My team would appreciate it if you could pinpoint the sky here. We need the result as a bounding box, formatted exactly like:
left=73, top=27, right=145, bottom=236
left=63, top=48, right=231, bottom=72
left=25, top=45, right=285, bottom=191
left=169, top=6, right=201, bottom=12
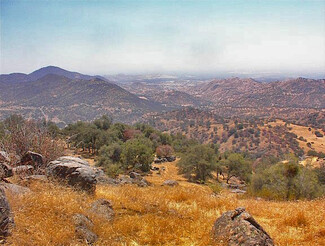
left=1, top=0, right=325, bottom=76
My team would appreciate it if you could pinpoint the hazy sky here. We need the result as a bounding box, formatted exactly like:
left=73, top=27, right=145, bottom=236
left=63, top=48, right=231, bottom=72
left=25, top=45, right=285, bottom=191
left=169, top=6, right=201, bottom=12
left=1, top=0, right=325, bottom=76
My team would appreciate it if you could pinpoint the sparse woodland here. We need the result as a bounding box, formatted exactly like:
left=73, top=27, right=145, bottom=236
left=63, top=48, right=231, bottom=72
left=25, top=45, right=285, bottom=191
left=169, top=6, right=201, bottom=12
left=0, top=114, right=324, bottom=245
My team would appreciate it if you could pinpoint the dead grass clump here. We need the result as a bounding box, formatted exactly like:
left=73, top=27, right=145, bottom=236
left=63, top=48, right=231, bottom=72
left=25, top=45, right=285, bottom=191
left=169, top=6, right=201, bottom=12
left=282, top=210, right=310, bottom=228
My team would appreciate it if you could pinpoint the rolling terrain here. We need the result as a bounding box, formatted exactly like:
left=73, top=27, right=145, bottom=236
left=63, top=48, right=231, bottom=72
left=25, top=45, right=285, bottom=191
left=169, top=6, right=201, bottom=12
left=188, top=77, right=325, bottom=109
left=0, top=70, right=164, bottom=125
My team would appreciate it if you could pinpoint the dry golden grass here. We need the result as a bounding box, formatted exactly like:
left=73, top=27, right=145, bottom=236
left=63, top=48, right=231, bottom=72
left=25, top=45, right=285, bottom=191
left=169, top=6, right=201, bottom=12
left=6, top=160, right=325, bottom=245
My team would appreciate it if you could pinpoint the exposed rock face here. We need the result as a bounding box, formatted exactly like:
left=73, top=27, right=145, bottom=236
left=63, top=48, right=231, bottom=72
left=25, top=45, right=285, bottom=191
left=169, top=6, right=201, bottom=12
left=46, top=156, right=97, bottom=194
left=162, top=180, right=179, bottom=187
left=0, top=188, right=14, bottom=239
left=89, top=199, right=115, bottom=221
left=20, top=151, right=44, bottom=169
left=72, top=214, right=97, bottom=245
left=212, top=207, right=274, bottom=246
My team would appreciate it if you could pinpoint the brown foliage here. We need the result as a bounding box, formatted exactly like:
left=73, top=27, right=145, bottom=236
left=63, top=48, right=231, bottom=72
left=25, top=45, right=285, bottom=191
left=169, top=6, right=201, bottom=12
left=156, top=145, right=174, bottom=158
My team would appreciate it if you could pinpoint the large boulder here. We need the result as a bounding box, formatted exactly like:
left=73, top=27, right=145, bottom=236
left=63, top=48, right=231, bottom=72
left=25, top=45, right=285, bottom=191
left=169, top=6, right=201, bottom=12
left=46, top=156, right=97, bottom=194
left=212, top=207, right=274, bottom=246
left=0, top=188, right=14, bottom=240
left=89, top=199, right=115, bottom=221
left=20, top=151, right=44, bottom=169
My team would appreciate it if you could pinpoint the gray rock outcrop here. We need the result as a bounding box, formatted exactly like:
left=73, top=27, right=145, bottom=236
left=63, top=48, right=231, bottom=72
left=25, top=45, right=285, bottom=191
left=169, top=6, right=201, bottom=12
left=212, top=207, right=274, bottom=246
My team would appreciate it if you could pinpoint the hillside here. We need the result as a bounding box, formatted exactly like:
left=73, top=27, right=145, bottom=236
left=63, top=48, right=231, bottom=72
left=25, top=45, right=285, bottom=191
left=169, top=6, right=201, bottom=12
left=145, top=108, right=324, bottom=158
left=189, top=77, right=325, bottom=109
left=0, top=74, right=164, bottom=125
left=6, top=159, right=325, bottom=246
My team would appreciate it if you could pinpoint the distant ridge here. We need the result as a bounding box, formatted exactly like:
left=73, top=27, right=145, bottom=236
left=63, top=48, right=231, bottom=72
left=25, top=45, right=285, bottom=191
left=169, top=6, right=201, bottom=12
left=0, top=65, right=107, bottom=84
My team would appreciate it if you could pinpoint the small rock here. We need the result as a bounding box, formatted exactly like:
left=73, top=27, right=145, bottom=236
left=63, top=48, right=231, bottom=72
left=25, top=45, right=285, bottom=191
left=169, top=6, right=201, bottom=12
left=0, top=151, right=10, bottom=163
left=20, top=151, right=44, bottom=169
left=129, top=172, right=141, bottom=179
left=162, top=180, right=179, bottom=187
left=89, top=199, right=114, bottom=221
left=0, top=163, right=13, bottom=179
left=230, top=189, right=246, bottom=194
left=212, top=207, right=274, bottom=246
left=0, top=183, right=30, bottom=195
left=75, top=225, right=98, bottom=245
left=12, top=165, right=34, bottom=175
left=166, top=156, right=176, bottom=162
left=19, top=175, right=48, bottom=186
left=72, top=213, right=94, bottom=229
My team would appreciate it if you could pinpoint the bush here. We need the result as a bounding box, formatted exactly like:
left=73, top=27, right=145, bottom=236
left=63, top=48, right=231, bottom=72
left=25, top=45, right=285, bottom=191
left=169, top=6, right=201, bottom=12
left=249, top=161, right=324, bottom=200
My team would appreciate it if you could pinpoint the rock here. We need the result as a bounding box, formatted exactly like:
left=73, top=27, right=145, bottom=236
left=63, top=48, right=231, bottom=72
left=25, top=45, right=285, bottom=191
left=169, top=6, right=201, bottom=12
left=75, top=225, right=98, bottom=245
left=230, top=189, right=246, bottom=194
left=0, top=152, right=10, bottom=163
left=72, top=213, right=97, bottom=244
left=0, top=183, right=31, bottom=195
left=19, top=175, right=48, bottom=186
left=162, top=180, right=179, bottom=187
left=119, top=175, right=149, bottom=187
left=212, top=207, right=274, bottom=246
left=0, top=188, right=14, bottom=239
left=12, top=165, right=34, bottom=175
left=46, top=156, right=97, bottom=194
left=151, top=166, right=159, bottom=171
left=0, top=163, right=13, bottom=179
left=129, top=172, right=141, bottom=179
left=89, top=199, right=114, bottom=221
left=20, top=151, right=44, bottom=169
left=72, top=213, right=94, bottom=229
left=166, top=156, right=176, bottom=162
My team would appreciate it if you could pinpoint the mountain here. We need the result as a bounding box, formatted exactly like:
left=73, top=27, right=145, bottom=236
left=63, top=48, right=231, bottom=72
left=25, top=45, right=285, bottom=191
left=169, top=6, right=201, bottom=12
left=190, top=77, right=325, bottom=109
left=0, top=73, right=164, bottom=125
left=0, top=66, right=106, bottom=85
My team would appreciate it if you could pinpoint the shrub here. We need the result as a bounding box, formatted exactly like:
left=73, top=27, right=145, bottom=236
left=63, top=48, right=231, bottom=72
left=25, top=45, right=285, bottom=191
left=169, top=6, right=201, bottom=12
left=315, top=131, right=324, bottom=137
left=249, top=161, right=324, bottom=200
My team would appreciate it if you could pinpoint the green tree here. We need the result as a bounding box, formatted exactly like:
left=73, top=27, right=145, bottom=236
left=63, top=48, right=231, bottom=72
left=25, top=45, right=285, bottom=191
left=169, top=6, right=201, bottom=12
left=220, top=153, right=252, bottom=183
left=177, top=144, right=217, bottom=183
left=120, top=138, right=154, bottom=172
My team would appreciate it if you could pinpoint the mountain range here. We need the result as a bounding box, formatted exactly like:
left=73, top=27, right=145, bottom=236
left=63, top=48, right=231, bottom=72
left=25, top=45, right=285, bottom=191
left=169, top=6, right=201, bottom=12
left=0, top=66, right=324, bottom=126
left=188, top=77, right=325, bottom=109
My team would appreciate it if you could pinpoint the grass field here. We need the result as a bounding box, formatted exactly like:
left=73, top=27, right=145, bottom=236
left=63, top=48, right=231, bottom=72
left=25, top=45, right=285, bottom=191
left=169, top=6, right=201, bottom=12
left=6, top=160, right=325, bottom=246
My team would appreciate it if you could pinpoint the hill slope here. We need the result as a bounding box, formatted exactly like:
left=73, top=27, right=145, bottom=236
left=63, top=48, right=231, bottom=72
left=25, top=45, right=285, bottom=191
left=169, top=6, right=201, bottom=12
left=0, top=74, right=164, bottom=124
left=190, top=77, right=325, bottom=108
